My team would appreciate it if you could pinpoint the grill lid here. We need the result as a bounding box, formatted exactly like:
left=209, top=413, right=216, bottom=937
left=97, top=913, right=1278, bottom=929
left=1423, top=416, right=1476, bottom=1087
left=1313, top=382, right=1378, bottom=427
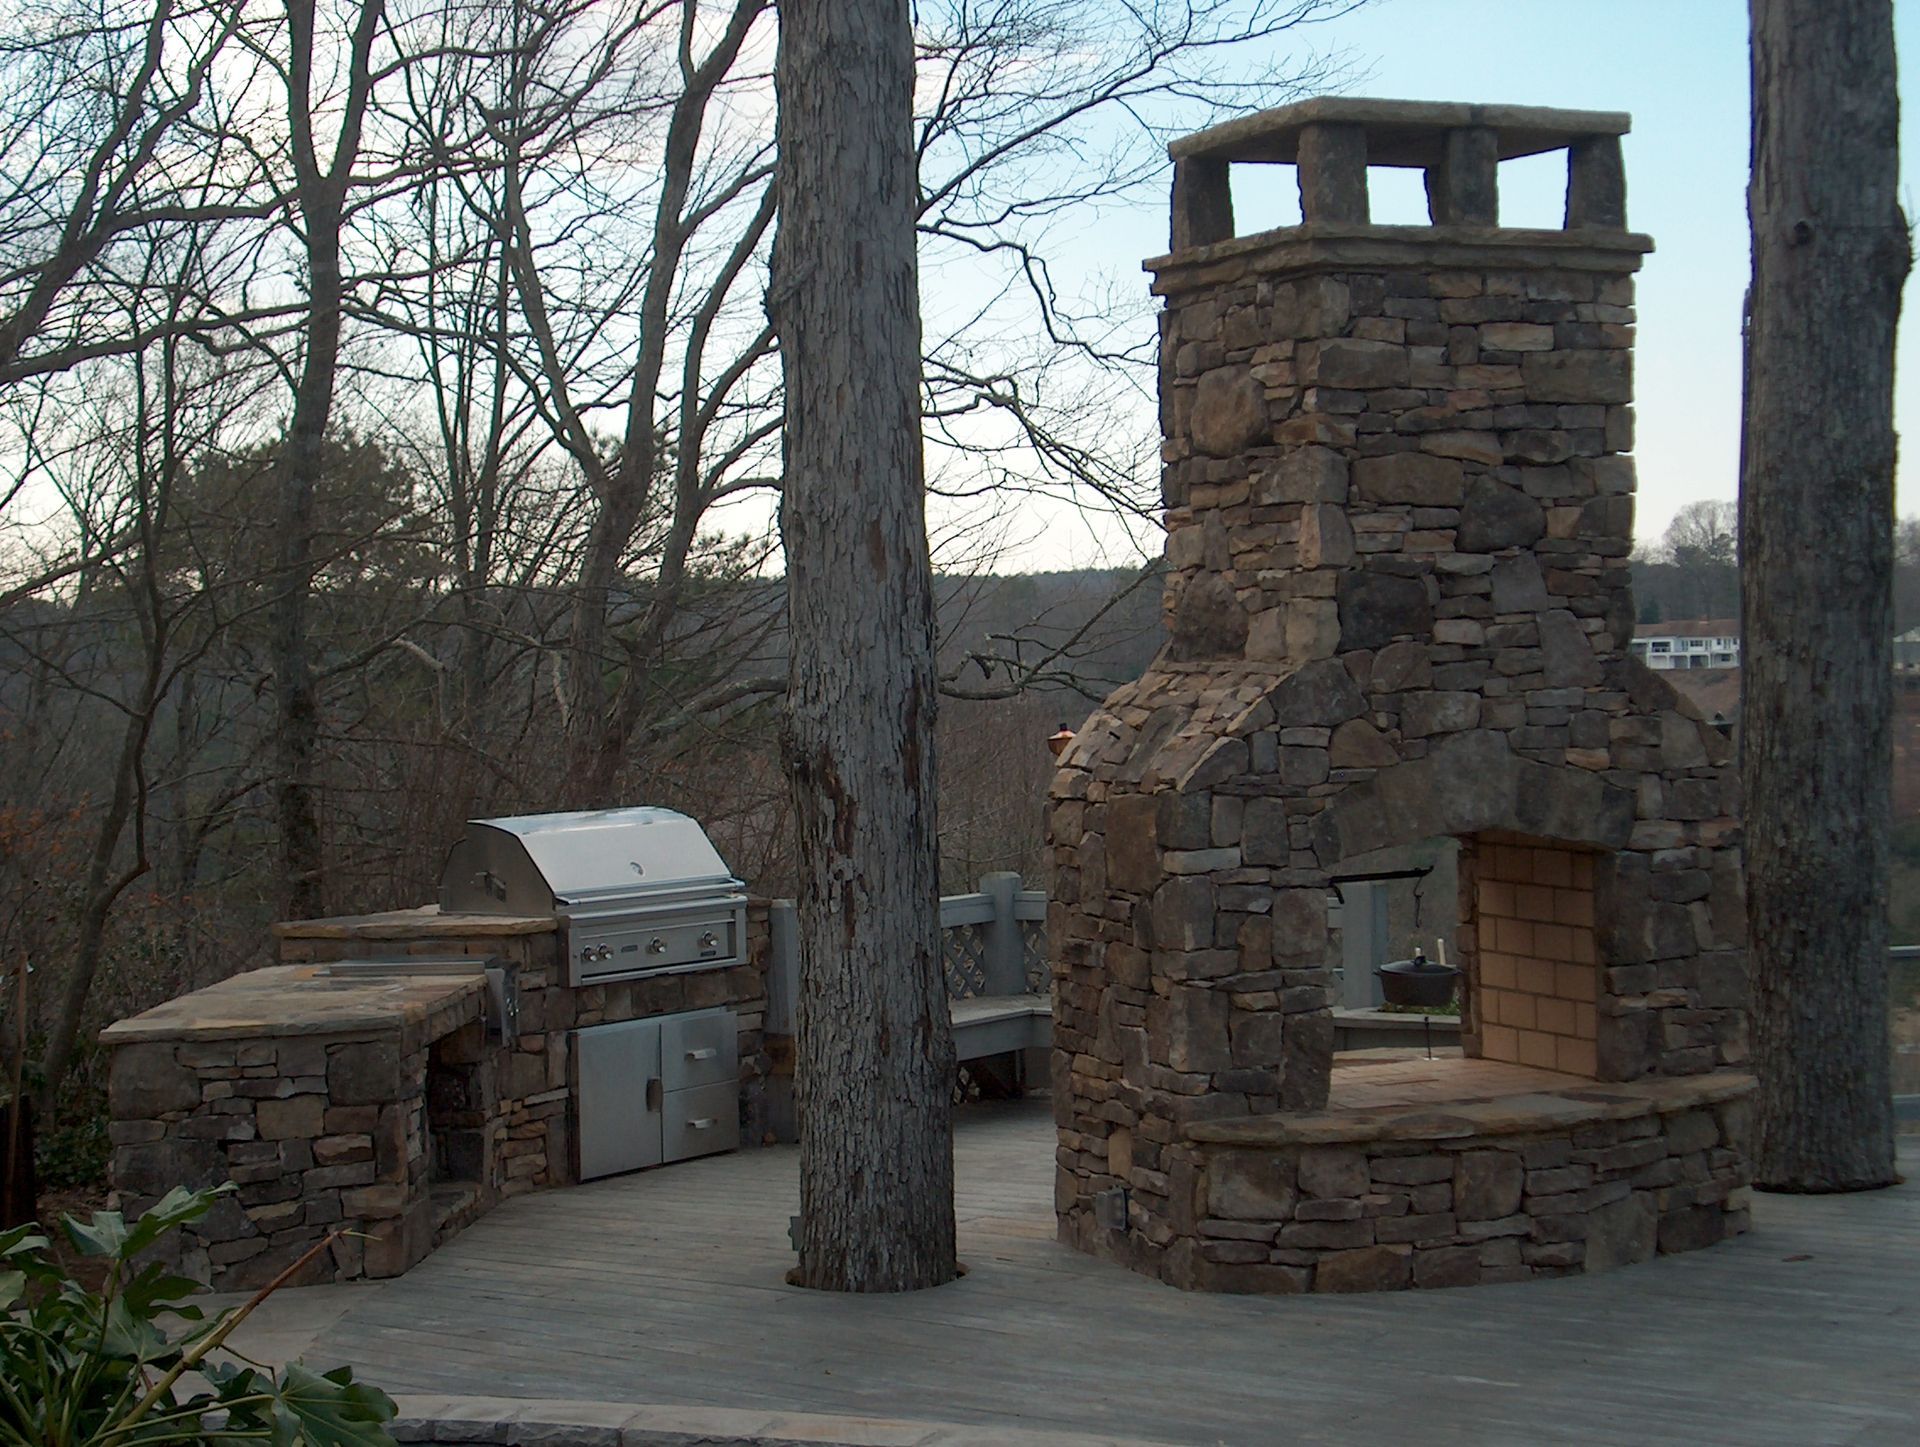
left=438, top=808, right=742, bottom=917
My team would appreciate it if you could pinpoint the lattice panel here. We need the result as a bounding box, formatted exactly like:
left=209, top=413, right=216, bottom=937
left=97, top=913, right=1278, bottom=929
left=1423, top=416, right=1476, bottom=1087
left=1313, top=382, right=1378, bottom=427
left=942, top=922, right=989, bottom=999
left=1022, top=920, right=1048, bottom=993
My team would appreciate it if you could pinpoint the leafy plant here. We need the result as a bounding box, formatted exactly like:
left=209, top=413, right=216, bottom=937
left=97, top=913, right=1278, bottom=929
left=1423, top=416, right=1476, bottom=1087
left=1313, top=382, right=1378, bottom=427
left=1377, top=998, right=1462, bottom=1018
left=0, top=1185, right=396, bottom=1446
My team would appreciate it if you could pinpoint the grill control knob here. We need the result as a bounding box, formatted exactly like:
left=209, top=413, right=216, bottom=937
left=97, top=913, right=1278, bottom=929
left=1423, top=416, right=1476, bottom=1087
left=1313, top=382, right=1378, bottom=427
left=699, top=932, right=718, bottom=950
left=579, top=946, right=595, bottom=963
left=595, top=944, right=613, bottom=961
left=647, top=937, right=667, bottom=955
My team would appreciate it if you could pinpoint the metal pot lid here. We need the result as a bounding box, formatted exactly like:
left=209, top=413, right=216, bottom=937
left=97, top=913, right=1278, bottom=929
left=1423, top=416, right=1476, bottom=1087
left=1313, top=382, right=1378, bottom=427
left=1379, top=953, right=1461, bottom=976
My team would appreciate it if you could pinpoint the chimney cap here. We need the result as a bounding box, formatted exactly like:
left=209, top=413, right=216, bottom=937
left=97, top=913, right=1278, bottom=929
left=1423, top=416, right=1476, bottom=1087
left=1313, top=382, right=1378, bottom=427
left=1169, top=97, right=1631, bottom=169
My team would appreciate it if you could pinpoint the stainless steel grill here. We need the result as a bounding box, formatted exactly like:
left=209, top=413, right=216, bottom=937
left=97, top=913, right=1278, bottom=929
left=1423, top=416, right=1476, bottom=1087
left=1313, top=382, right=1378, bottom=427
left=438, top=808, right=747, bottom=987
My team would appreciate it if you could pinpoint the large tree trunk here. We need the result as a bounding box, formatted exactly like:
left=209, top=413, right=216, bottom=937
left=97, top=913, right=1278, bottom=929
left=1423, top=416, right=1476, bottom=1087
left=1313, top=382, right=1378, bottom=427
left=1742, top=0, right=1908, bottom=1191
left=770, top=0, right=958, bottom=1291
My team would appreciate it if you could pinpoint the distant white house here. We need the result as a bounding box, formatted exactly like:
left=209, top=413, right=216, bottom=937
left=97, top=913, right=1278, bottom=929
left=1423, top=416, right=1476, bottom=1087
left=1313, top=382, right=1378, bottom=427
left=1631, top=618, right=1739, bottom=671
left=1896, top=626, right=1920, bottom=673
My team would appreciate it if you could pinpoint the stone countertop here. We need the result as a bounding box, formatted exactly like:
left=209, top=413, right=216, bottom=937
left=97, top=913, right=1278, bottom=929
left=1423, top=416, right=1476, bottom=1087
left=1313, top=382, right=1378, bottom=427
left=99, top=964, right=486, bottom=1045
left=1185, top=1068, right=1756, bottom=1149
left=273, top=906, right=557, bottom=939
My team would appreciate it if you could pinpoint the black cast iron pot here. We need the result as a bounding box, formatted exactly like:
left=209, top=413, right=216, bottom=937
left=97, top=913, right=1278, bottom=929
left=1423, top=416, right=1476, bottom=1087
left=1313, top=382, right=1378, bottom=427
left=1376, top=950, right=1461, bottom=1009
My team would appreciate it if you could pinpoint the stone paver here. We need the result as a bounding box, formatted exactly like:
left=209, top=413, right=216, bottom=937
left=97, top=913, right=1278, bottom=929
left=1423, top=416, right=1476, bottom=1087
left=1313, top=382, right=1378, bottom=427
left=226, top=1101, right=1920, bottom=1447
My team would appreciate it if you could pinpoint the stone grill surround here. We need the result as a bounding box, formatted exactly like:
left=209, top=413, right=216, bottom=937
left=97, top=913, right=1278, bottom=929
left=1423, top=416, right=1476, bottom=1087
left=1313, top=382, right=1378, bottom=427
left=1046, top=98, right=1753, bottom=1292
left=103, top=904, right=772, bottom=1291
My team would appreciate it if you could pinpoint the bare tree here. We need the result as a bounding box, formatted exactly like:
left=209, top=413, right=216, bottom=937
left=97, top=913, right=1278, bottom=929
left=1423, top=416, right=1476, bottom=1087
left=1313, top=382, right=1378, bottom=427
left=1658, top=499, right=1740, bottom=619
left=772, top=0, right=957, bottom=1292
left=0, top=0, right=271, bottom=388
left=1741, top=0, right=1908, bottom=1191
left=20, top=237, right=274, bottom=1089
left=434, top=0, right=1355, bottom=813
left=1664, top=499, right=1738, bottom=570
left=266, top=0, right=390, bottom=918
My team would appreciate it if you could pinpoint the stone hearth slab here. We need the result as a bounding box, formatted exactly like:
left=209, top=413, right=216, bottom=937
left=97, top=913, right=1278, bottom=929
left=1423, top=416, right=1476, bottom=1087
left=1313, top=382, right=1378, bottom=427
left=1186, top=1065, right=1755, bottom=1148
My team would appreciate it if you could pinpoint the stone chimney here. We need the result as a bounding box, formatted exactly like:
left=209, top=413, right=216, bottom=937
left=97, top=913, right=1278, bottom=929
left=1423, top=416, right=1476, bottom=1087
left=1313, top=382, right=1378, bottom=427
left=1047, top=100, right=1747, bottom=1282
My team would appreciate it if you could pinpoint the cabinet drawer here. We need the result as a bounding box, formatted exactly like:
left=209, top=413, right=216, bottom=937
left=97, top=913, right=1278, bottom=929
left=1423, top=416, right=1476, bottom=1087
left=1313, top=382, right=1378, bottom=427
left=661, top=1007, right=737, bottom=1091
left=662, top=1080, right=738, bottom=1162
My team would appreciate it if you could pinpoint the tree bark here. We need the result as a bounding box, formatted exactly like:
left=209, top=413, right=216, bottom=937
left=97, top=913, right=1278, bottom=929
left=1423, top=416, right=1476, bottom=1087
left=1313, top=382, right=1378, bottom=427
left=770, top=0, right=958, bottom=1291
left=1742, top=0, right=1908, bottom=1190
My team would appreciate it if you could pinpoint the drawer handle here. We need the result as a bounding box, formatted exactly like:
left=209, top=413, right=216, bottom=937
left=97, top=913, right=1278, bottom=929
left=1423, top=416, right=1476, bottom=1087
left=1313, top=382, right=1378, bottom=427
left=689, top=1118, right=715, bottom=1130
left=686, top=1047, right=718, bottom=1061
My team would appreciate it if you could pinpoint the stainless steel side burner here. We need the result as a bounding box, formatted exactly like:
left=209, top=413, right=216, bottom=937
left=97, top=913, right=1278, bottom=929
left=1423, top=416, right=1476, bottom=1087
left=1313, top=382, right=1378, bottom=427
left=437, top=808, right=748, bottom=987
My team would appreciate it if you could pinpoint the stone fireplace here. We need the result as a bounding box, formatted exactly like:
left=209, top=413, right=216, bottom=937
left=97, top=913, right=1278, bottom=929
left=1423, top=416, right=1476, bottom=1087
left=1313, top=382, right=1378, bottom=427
left=1047, top=99, right=1754, bottom=1292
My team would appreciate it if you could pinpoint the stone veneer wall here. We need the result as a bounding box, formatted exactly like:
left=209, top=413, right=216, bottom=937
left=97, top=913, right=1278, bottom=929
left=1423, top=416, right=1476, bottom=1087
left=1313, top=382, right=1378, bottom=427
left=106, top=904, right=772, bottom=1291
left=107, top=987, right=474, bottom=1290
left=1047, top=102, right=1752, bottom=1290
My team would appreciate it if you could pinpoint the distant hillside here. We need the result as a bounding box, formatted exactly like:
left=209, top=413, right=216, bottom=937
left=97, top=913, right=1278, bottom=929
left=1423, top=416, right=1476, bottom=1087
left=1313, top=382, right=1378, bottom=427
left=1631, top=543, right=1920, bottom=632
left=932, top=566, right=1166, bottom=703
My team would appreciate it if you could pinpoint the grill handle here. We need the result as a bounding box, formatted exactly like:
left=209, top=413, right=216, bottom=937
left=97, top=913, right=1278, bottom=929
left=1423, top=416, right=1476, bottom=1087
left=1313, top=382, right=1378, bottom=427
left=645, top=1077, right=662, bottom=1112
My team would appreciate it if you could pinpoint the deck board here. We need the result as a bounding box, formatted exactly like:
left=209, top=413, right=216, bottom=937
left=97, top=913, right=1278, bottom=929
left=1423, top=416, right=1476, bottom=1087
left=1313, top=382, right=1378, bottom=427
left=272, top=1099, right=1919, bottom=1446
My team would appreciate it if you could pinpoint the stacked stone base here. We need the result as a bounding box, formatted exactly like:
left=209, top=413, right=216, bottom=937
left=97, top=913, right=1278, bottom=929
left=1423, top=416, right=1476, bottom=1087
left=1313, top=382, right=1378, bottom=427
left=108, top=989, right=473, bottom=1291
left=1061, top=1072, right=1754, bottom=1293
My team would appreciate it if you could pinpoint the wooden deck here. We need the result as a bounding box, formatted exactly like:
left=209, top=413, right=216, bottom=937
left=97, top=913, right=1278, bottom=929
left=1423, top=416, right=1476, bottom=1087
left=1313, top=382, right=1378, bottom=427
left=261, top=1098, right=1919, bottom=1446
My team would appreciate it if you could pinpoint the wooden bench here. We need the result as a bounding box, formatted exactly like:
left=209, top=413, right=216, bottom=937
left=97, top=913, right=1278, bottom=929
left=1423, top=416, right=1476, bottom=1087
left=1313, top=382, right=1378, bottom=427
left=936, top=872, right=1050, bottom=1065
left=950, top=991, right=1051, bottom=1061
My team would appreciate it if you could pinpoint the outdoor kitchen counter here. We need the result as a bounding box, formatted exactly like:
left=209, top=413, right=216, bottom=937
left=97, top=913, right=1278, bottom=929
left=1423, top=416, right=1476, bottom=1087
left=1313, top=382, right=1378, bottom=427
left=273, top=905, right=556, bottom=942
left=99, top=963, right=486, bottom=1050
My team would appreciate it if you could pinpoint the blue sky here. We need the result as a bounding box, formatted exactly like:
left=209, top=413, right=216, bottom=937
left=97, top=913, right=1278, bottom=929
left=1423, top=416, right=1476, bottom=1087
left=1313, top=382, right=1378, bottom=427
left=1015, top=0, right=1914, bottom=565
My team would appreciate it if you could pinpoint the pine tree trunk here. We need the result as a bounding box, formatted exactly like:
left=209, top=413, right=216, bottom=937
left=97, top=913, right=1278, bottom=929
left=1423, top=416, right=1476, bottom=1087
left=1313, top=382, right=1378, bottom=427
left=1742, top=0, right=1908, bottom=1191
left=770, top=0, right=958, bottom=1291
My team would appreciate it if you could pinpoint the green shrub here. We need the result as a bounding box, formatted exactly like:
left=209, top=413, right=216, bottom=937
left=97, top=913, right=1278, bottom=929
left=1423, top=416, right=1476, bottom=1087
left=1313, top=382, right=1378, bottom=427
left=0, top=1185, right=396, bottom=1446
left=34, top=1072, right=111, bottom=1191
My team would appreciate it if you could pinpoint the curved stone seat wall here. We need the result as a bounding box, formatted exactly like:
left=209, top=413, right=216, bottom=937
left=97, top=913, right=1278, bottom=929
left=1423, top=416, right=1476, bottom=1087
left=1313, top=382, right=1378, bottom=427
left=1170, top=1072, right=1754, bottom=1293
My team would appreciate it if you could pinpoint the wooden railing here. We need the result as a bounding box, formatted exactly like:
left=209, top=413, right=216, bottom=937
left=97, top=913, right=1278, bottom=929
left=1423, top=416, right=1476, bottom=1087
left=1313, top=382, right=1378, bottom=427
left=764, top=872, right=1048, bottom=1037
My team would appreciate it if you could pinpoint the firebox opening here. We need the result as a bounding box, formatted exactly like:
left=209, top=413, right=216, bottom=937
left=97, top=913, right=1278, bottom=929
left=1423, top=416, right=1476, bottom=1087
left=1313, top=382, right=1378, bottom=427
left=1460, top=832, right=1602, bottom=1078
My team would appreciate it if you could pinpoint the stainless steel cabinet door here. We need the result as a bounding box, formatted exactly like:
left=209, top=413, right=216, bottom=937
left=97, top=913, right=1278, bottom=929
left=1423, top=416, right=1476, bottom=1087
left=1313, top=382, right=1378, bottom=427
left=574, top=1018, right=662, bottom=1180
